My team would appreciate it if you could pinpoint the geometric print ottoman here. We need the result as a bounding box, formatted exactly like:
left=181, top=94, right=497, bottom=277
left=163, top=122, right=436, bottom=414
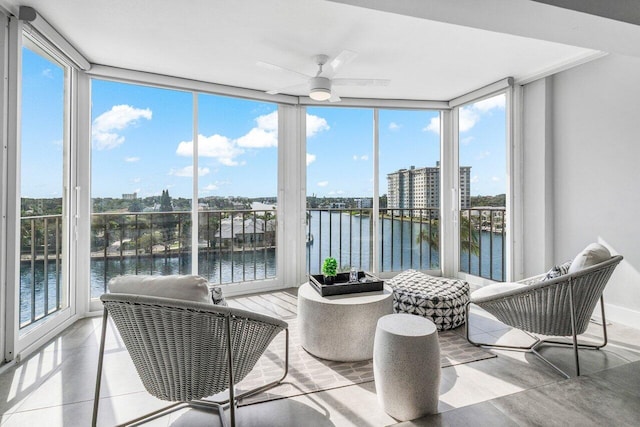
left=387, top=269, right=470, bottom=331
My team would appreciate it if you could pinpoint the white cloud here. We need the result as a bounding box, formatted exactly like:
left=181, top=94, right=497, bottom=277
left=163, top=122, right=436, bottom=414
left=124, top=156, right=140, bottom=162
left=459, top=94, right=505, bottom=133
left=169, top=165, right=210, bottom=177
left=353, top=154, right=369, bottom=161
left=307, top=114, right=330, bottom=137
left=175, top=111, right=329, bottom=168
left=459, top=106, right=479, bottom=132
left=329, top=190, right=345, bottom=195
left=471, top=175, right=479, bottom=184
left=236, top=127, right=277, bottom=148
left=461, top=136, right=475, bottom=145
left=306, top=153, right=316, bottom=166
left=42, top=68, right=53, bottom=79
left=201, top=183, right=219, bottom=192
left=477, top=151, right=490, bottom=160
left=491, top=176, right=500, bottom=182
left=423, top=117, right=440, bottom=134
left=177, top=134, right=245, bottom=166
left=389, top=122, right=400, bottom=130
left=92, top=105, right=152, bottom=150
left=317, top=181, right=329, bottom=187
left=132, top=178, right=141, bottom=183
left=236, top=111, right=278, bottom=148
left=474, top=94, right=505, bottom=112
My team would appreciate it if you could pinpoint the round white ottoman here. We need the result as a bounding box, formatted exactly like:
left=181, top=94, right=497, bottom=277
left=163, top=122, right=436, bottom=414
left=298, top=283, right=394, bottom=361
left=374, top=313, right=440, bottom=421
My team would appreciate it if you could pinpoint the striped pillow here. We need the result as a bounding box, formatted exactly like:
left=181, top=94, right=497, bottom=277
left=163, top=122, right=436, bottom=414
left=543, top=261, right=572, bottom=281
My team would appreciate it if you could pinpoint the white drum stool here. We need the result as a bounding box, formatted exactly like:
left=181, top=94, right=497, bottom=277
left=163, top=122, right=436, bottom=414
left=373, top=313, right=440, bottom=421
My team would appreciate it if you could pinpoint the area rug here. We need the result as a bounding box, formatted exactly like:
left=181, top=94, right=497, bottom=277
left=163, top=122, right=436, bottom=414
left=235, top=317, right=495, bottom=406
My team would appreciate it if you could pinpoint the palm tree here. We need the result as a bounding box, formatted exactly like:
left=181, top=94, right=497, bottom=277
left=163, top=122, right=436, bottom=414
left=416, top=216, right=480, bottom=256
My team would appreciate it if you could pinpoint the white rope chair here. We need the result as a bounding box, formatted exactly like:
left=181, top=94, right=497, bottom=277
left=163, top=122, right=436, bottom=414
left=466, top=255, right=623, bottom=378
left=92, top=294, right=289, bottom=427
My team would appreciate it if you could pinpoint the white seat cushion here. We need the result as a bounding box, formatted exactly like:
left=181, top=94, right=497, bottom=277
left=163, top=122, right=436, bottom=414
left=108, top=274, right=212, bottom=304
left=568, top=243, right=611, bottom=274
left=471, top=282, right=527, bottom=303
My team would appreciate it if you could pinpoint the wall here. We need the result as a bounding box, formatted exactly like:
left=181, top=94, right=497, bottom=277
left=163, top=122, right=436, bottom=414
left=524, top=53, right=640, bottom=326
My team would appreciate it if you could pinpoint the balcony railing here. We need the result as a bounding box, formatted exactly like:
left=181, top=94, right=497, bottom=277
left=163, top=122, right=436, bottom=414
left=90, top=209, right=277, bottom=298
left=19, top=206, right=505, bottom=328
left=460, top=207, right=506, bottom=282
left=20, top=214, right=63, bottom=329
left=306, top=207, right=440, bottom=274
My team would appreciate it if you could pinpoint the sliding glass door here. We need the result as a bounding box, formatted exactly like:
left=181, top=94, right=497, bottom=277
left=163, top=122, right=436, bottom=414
left=457, top=93, right=507, bottom=282
left=17, top=35, right=72, bottom=341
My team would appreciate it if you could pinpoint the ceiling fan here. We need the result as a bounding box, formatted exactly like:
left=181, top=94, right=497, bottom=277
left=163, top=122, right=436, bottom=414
left=258, top=50, right=390, bottom=102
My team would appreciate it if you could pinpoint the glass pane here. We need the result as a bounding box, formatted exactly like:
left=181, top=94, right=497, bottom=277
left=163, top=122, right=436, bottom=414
left=20, top=42, right=68, bottom=328
left=90, top=80, right=193, bottom=298
left=197, top=94, right=278, bottom=284
left=306, top=107, right=373, bottom=274
left=379, top=110, right=441, bottom=272
left=458, top=94, right=507, bottom=281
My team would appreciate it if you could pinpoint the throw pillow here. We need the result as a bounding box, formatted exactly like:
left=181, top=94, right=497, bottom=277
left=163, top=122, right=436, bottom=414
left=108, top=274, right=211, bottom=304
left=542, top=260, right=572, bottom=281
left=568, top=243, right=611, bottom=274
left=211, top=285, right=228, bottom=306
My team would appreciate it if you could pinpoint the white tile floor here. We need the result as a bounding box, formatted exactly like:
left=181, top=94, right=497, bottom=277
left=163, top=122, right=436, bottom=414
left=1, top=289, right=639, bottom=426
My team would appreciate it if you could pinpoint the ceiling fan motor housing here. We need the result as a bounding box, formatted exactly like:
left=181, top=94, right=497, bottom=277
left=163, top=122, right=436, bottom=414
left=309, top=76, right=331, bottom=100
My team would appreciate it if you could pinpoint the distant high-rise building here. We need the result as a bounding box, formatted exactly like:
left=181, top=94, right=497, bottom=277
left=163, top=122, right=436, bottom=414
left=387, top=162, right=471, bottom=211
left=122, top=192, right=137, bottom=200
left=354, top=198, right=373, bottom=208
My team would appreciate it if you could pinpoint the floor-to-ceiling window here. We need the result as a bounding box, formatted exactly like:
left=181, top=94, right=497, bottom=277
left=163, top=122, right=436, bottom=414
left=305, top=107, right=373, bottom=274
left=379, top=109, right=441, bottom=272
left=457, top=93, right=507, bottom=281
left=89, top=81, right=280, bottom=298
left=196, top=94, right=278, bottom=284
left=19, top=36, right=70, bottom=331
left=305, top=107, right=443, bottom=276
left=90, top=80, right=193, bottom=298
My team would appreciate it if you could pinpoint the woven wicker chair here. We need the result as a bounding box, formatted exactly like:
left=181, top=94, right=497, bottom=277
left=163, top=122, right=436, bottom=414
left=465, top=255, right=623, bottom=378
left=91, top=294, right=289, bottom=427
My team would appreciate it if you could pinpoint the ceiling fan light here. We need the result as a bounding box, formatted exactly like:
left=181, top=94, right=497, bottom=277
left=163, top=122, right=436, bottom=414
left=309, top=76, right=331, bottom=101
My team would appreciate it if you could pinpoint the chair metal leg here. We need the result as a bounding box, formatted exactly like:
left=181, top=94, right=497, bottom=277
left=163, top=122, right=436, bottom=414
left=92, top=308, right=109, bottom=427
left=225, top=314, right=236, bottom=427
left=207, top=326, right=290, bottom=405
left=465, top=299, right=609, bottom=379
left=118, top=401, right=227, bottom=427
left=95, top=311, right=288, bottom=427
left=568, top=280, right=580, bottom=376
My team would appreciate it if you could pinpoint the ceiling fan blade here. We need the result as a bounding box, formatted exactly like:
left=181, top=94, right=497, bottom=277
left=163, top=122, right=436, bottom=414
left=329, top=93, right=342, bottom=103
left=332, top=78, right=390, bottom=87
left=256, top=60, right=311, bottom=81
left=266, top=82, right=307, bottom=96
left=329, top=50, right=358, bottom=74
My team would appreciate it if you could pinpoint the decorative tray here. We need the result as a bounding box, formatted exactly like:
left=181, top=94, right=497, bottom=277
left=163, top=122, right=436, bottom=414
left=309, top=271, right=384, bottom=296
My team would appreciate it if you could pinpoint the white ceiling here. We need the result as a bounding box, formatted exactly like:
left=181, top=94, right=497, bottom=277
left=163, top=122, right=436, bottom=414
left=0, top=0, right=623, bottom=101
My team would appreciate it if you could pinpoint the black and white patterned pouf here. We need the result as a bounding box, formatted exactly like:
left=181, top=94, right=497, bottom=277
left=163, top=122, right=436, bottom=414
left=387, top=270, right=470, bottom=331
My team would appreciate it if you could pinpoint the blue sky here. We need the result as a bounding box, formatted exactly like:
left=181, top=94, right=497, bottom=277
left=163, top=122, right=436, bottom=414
left=21, top=46, right=506, bottom=200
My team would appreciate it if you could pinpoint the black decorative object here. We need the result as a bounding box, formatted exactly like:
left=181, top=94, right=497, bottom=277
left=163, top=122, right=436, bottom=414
left=309, top=271, right=384, bottom=296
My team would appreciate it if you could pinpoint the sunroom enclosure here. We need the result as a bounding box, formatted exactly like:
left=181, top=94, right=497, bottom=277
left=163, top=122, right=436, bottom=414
left=3, top=14, right=515, bottom=363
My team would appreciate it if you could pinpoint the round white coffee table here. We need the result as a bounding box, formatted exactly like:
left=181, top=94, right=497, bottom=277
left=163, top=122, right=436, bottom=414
left=297, top=282, right=394, bottom=361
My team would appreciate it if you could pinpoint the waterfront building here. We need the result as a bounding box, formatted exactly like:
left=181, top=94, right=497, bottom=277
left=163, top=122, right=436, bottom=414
left=387, top=162, right=471, bottom=212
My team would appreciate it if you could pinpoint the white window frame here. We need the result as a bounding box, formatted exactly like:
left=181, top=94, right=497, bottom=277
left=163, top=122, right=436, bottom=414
left=4, top=18, right=82, bottom=364
left=447, top=78, right=519, bottom=284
